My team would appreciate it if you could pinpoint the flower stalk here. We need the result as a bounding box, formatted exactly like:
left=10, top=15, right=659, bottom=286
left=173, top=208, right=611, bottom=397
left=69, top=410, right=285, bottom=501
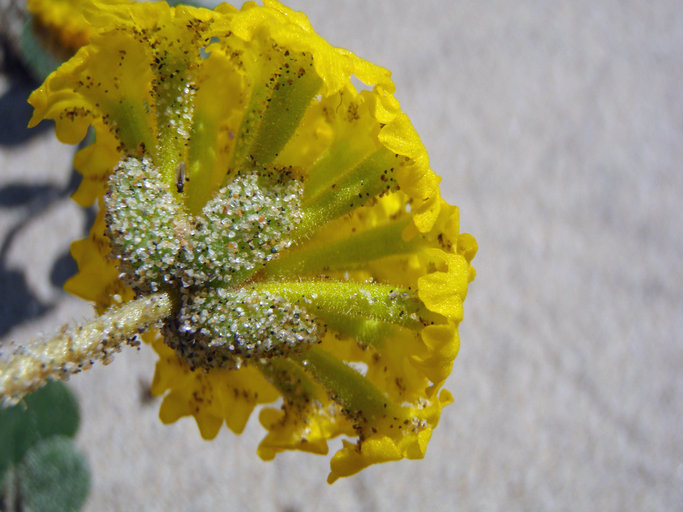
left=0, top=292, right=174, bottom=405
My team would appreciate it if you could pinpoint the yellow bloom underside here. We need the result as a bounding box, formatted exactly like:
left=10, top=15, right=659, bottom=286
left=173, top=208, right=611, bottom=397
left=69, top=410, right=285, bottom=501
left=28, top=0, right=476, bottom=482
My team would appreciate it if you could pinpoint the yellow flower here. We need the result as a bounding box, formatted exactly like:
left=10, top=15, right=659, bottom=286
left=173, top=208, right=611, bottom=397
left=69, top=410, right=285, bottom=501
left=27, top=0, right=133, bottom=53
left=28, top=0, right=476, bottom=482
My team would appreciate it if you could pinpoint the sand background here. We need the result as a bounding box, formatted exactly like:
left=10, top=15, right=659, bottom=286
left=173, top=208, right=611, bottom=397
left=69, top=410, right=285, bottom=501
left=1, top=0, right=681, bottom=510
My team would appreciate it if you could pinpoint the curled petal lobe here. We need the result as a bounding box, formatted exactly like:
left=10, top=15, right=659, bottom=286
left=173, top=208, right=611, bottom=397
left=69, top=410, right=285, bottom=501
left=418, top=253, right=470, bottom=321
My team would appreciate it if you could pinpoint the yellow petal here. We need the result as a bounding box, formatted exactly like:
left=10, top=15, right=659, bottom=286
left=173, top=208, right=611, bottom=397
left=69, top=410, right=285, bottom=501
left=27, top=0, right=133, bottom=52
left=328, top=438, right=402, bottom=483
left=150, top=335, right=279, bottom=436
left=417, top=252, right=470, bottom=320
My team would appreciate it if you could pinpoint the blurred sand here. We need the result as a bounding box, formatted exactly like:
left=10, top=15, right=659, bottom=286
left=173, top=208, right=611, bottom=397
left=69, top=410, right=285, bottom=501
left=1, top=1, right=681, bottom=510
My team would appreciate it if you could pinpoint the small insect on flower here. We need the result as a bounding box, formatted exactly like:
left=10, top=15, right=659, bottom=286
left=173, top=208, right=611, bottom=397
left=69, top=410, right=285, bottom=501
left=15, top=0, right=477, bottom=483
left=175, top=161, right=187, bottom=194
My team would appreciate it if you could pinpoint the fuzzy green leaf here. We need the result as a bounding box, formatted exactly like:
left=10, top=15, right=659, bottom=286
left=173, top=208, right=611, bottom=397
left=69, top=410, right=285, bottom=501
left=17, top=436, right=91, bottom=512
left=0, top=381, right=80, bottom=477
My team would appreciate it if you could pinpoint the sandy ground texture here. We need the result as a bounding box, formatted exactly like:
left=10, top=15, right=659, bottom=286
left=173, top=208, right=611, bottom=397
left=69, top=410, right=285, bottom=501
left=1, top=1, right=681, bottom=510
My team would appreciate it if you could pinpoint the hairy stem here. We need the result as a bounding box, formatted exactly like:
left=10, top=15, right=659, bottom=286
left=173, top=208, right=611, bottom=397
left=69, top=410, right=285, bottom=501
left=0, top=292, right=174, bottom=405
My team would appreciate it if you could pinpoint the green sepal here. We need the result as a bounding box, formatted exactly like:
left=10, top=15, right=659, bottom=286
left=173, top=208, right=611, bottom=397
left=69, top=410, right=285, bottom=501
left=298, top=148, right=401, bottom=236
left=252, top=280, right=425, bottom=329
left=264, top=216, right=414, bottom=277
left=230, top=52, right=322, bottom=170
left=293, top=347, right=399, bottom=424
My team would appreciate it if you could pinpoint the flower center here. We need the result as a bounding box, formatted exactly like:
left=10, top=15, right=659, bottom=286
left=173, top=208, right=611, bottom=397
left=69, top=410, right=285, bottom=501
left=104, top=157, right=318, bottom=369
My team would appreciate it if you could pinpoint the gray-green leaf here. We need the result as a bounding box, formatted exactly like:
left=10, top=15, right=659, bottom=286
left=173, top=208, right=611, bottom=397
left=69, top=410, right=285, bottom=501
left=0, top=380, right=80, bottom=476
left=17, top=436, right=90, bottom=512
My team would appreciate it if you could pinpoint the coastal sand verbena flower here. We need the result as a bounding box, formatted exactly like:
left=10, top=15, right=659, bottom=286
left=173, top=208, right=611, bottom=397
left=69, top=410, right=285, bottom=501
left=13, top=0, right=477, bottom=482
